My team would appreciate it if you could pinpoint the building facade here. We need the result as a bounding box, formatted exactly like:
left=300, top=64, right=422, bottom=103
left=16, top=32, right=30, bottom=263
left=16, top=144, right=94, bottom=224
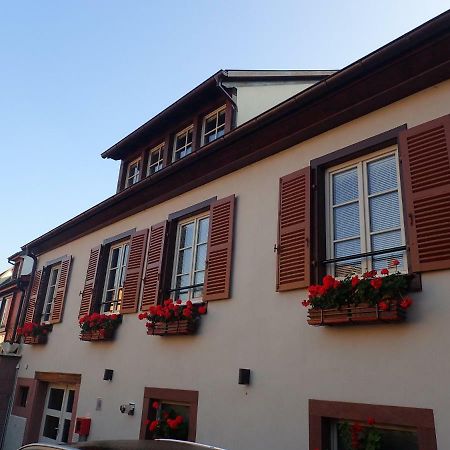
left=3, top=11, right=450, bottom=450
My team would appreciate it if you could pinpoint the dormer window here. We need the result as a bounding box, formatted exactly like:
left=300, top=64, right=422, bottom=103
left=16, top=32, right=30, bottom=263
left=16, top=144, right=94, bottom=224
left=202, top=106, right=226, bottom=145
left=126, top=158, right=141, bottom=187
left=173, top=126, right=193, bottom=161
left=147, top=143, right=164, bottom=176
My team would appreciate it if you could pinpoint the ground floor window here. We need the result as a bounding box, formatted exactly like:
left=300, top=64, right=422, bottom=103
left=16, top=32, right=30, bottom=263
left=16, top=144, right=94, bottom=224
left=140, top=387, right=198, bottom=442
left=309, top=399, right=436, bottom=450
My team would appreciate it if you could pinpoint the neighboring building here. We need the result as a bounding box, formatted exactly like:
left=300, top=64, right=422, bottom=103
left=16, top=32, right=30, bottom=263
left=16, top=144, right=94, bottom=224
left=3, top=11, right=450, bottom=450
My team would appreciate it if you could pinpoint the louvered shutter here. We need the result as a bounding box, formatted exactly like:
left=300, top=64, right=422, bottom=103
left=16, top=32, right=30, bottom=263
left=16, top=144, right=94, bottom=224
left=50, top=256, right=72, bottom=323
left=399, top=115, right=450, bottom=272
left=204, top=195, right=235, bottom=301
left=141, top=222, right=167, bottom=311
left=121, top=229, right=149, bottom=314
left=79, top=246, right=102, bottom=318
left=25, top=269, right=42, bottom=324
left=277, top=167, right=311, bottom=291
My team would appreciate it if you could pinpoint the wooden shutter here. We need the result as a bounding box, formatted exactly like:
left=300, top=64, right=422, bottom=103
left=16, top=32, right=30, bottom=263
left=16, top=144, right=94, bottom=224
left=79, top=246, right=102, bottom=318
left=25, top=269, right=42, bottom=323
left=50, top=256, right=72, bottom=324
left=121, top=229, right=149, bottom=314
left=141, top=222, right=167, bottom=311
left=399, top=115, right=450, bottom=272
left=277, top=167, right=311, bottom=291
left=204, top=195, right=235, bottom=301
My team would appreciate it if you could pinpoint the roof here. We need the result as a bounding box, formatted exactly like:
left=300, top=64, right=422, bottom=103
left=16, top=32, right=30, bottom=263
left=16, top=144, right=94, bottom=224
left=18, top=10, right=450, bottom=257
left=0, top=268, right=13, bottom=288
left=100, top=70, right=334, bottom=160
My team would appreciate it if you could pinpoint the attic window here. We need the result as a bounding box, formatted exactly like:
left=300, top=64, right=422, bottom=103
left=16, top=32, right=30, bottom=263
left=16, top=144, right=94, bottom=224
left=147, top=143, right=164, bottom=176
left=202, top=106, right=226, bottom=145
left=126, top=159, right=141, bottom=187
left=173, top=126, right=193, bottom=162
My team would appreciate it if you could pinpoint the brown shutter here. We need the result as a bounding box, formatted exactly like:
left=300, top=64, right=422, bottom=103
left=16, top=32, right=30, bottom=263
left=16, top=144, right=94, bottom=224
left=141, top=222, right=167, bottom=311
left=277, top=167, right=311, bottom=291
left=121, top=229, right=149, bottom=314
left=79, top=246, right=102, bottom=318
left=25, top=269, right=42, bottom=323
left=399, top=115, right=450, bottom=272
left=204, top=195, right=235, bottom=301
left=50, top=256, right=72, bottom=324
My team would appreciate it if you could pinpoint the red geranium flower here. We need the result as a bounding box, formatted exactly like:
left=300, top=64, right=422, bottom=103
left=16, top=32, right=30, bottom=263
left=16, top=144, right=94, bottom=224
left=390, top=258, right=400, bottom=267
left=301, top=300, right=310, bottom=307
left=367, top=417, right=375, bottom=425
left=378, top=301, right=389, bottom=311
left=400, top=297, right=413, bottom=309
left=198, top=306, right=207, bottom=314
left=381, top=268, right=389, bottom=275
left=351, top=275, right=359, bottom=288
left=322, top=274, right=335, bottom=290
left=149, top=420, right=159, bottom=432
left=152, top=401, right=159, bottom=409
left=370, top=278, right=383, bottom=290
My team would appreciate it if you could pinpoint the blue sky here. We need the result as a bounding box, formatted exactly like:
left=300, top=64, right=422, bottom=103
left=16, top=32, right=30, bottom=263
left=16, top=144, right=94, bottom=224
left=0, top=1, right=447, bottom=267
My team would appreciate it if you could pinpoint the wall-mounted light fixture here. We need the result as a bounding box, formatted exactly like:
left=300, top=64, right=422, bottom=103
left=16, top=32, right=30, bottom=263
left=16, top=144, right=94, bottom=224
left=239, top=368, right=251, bottom=385
left=103, top=369, right=114, bottom=381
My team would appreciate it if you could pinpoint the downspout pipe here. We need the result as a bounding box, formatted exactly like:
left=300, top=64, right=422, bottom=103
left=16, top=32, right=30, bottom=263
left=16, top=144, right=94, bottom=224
left=214, top=73, right=238, bottom=124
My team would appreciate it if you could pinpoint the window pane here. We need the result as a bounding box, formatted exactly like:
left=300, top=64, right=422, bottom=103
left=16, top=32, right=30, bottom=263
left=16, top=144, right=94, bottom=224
left=369, top=191, right=400, bottom=232
left=43, top=415, right=59, bottom=440
left=333, top=168, right=358, bottom=205
left=107, top=269, right=117, bottom=290
left=334, top=238, right=361, bottom=277
left=66, top=390, right=75, bottom=413
left=205, top=116, right=217, bottom=134
left=110, top=248, right=120, bottom=268
left=49, top=268, right=59, bottom=286
left=197, top=218, right=209, bottom=243
left=218, top=110, right=226, bottom=126
left=194, top=271, right=205, bottom=285
left=367, top=155, right=397, bottom=194
left=195, top=244, right=207, bottom=271
left=180, top=223, right=194, bottom=248
left=371, top=230, right=404, bottom=270
left=177, top=249, right=192, bottom=275
left=176, top=274, right=190, bottom=290
left=175, top=134, right=186, bottom=149
left=61, top=419, right=71, bottom=443
left=334, top=203, right=360, bottom=240
left=48, top=388, right=64, bottom=410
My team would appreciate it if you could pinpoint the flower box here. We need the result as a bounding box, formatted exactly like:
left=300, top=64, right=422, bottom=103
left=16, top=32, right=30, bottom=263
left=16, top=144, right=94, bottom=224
left=148, top=319, right=198, bottom=336
left=24, top=334, right=48, bottom=345
left=307, top=300, right=407, bottom=326
left=80, top=328, right=116, bottom=341
left=140, top=300, right=207, bottom=337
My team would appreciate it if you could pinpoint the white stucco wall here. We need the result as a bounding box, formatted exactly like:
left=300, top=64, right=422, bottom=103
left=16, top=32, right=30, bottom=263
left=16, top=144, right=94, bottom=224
left=10, top=79, right=450, bottom=450
left=231, top=80, right=318, bottom=126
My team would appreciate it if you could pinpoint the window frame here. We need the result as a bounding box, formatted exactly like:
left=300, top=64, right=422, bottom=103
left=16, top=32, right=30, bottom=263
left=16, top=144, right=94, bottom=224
left=310, top=125, right=409, bottom=284
left=100, top=239, right=130, bottom=313
left=309, top=399, right=437, bottom=450
left=325, top=146, right=407, bottom=277
left=125, top=158, right=141, bottom=187
left=147, top=143, right=165, bottom=176
left=170, top=211, right=210, bottom=303
left=0, top=294, right=12, bottom=332
left=40, top=264, right=62, bottom=323
left=140, top=387, right=198, bottom=442
left=172, top=125, right=194, bottom=162
left=201, top=105, right=227, bottom=146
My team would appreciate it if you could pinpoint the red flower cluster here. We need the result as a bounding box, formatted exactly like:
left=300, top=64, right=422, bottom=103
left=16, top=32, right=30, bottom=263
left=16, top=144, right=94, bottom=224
left=139, top=299, right=207, bottom=329
left=17, top=322, right=52, bottom=338
left=301, top=264, right=411, bottom=311
left=147, top=401, right=186, bottom=438
left=79, top=312, right=122, bottom=333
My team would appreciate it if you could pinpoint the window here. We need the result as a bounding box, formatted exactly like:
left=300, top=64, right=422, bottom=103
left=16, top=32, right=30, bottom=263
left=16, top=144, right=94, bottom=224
left=41, top=265, right=61, bottom=322
left=309, top=399, right=437, bottom=450
left=326, top=147, right=406, bottom=277
left=101, top=241, right=130, bottom=313
left=171, top=213, right=209, bottom=302
left=202, top=106, right=226, bottom=145
left=0, top=295, right=11, bottom=331
left=141, top=387, right=198, bottom=442
left=147, top=143, right=164, bottom=176
left=126, top=159, right=141, bottom=187
left=173, top=126, right=193, bottom=161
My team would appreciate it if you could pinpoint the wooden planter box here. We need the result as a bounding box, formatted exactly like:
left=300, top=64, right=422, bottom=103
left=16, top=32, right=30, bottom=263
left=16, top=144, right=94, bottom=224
left=147, top=319, right=198, bottom=336
left=307, top=301, right=406, bottom=326
left=80, top=328, right=116, bottom=341
left=24, top=334, right=48, bottom=345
